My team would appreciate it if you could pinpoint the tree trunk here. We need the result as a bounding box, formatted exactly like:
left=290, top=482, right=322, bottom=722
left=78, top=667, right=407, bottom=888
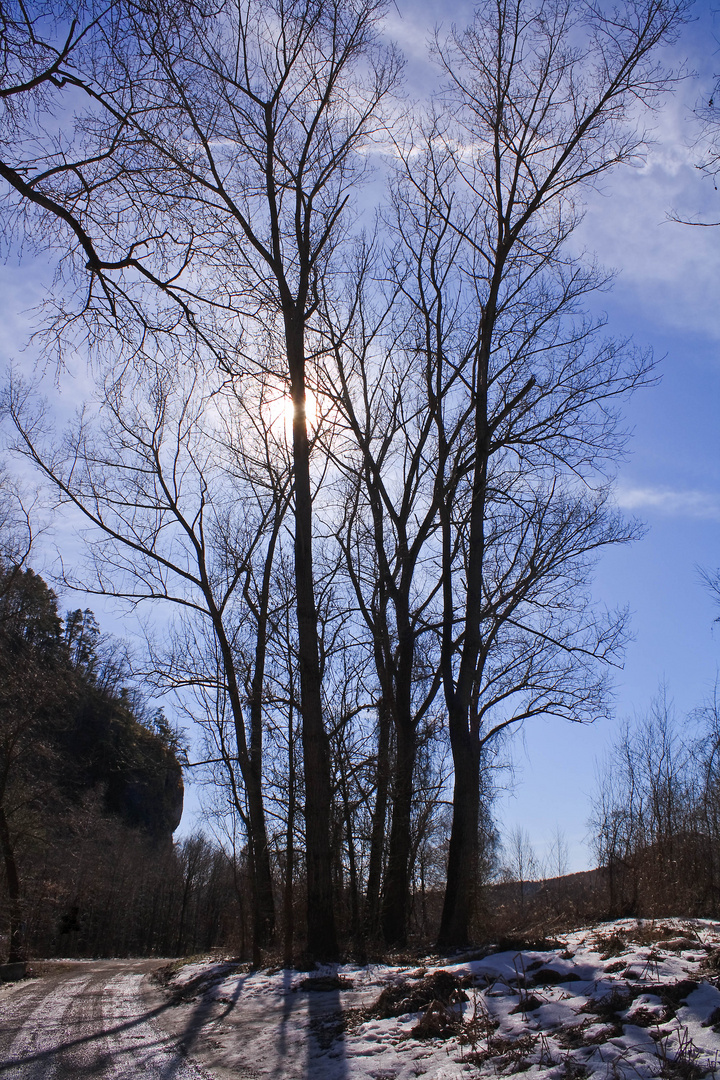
left=0, top=803, right=23, bottom=963
left=381, top=715, right=416, bottom=947
left=244, top=502, right=287, bottom=956
left=244, top=758, right=275, bottom=959
left=365, top=698, right=390, bottom=939
left=208, top=603, right=276, bottom=956
left=287, top=319, right=338, bottom=961
left=437, top=316, right=493, bottom=949
left=284, top=685, right=296, bottom=968
left=339, top=763, right=360, bottom=943
left=437, top=718, right=480, bottom=948
left=176, top=855, right=196, bottom=955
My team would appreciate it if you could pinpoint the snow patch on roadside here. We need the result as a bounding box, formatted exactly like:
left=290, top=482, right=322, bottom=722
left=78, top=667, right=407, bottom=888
left=159, top=918, right=720, bottom=1079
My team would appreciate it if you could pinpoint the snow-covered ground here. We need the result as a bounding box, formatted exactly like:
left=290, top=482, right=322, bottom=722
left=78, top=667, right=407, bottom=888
left=155, top=918, right=720, bottom=1079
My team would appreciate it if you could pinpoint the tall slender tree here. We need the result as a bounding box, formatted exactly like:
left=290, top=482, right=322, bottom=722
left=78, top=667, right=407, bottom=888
left=321, top=269, right=448, bottom=946
left=1, top=0, right=401, bottom=958
left=392, top=0, right=690, bottom=947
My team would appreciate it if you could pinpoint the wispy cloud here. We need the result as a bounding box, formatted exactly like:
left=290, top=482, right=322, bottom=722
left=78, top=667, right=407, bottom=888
left=615, top=485, right=720, bottom=520
left=569, top=28, right=720, bottom=344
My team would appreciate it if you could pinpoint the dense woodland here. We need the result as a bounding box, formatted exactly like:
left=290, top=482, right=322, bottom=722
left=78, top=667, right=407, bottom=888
left=0, top=565, right=194, bottom=960
left=1, top=0, right=719, bottom=965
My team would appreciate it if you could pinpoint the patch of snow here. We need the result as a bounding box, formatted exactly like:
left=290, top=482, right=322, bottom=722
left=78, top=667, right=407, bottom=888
left=157, top=918, right=720, bottom=1079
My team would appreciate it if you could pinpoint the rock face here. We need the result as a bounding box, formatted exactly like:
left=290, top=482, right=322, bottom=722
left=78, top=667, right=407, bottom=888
left=111, top=742, right=184, bottom=839
left=0, top=570, right=191, bottom=957
left=62, top=694, right=184, bottom=843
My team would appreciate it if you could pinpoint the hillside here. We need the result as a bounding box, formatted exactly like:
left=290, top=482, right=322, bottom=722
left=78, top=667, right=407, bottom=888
left=0, top=567, right=185, bottom=960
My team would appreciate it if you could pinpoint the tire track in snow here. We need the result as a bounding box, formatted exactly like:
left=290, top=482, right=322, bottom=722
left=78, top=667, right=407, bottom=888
left=101, top=972, right=208, bottom=1079
left=0, top=980, right=49, bottom=1040
left=0, top=963, right=211, bottom=1079
left=1, top=975, right=91, bottom=1079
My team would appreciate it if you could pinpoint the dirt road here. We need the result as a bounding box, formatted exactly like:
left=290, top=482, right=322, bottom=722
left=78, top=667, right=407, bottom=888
left=0, top=959, right=212, bottom=1079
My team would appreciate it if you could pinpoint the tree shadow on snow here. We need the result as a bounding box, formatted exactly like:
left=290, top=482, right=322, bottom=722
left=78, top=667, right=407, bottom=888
left=304, top=976, right=349, bottom=1080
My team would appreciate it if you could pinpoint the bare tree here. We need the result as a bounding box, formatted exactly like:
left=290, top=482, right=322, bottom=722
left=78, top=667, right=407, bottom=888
left=386, top=0, right=690, bottom=949
left=691, top=688, right=720, bottom=911
left=590, top=721, right=644, bottom=915
left=0, top=469, right=35, bottom=585
left=1, top=0, right=402, bottom=959
left=320, top=262, right=449, bottom=946
left=678, top=62, right=720, bottom=225
left=7, top=358, right=294, bottom=955
left=589, top=694, right=713, bottom=917
left=500, top=826, right=539, bottom=914
left=545, top=825, right=569, bottom=881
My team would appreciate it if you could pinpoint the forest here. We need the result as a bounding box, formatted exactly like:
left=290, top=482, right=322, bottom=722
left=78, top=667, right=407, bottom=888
left=0, top=0, right=719, bottom=967
left=0, top=563, right=193, bottom=961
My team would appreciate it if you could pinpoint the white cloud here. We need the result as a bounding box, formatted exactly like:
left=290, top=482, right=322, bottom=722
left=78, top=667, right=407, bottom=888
left=569, top=38, right=720, bottom=343
left=615, top=484, right=720, bottom=519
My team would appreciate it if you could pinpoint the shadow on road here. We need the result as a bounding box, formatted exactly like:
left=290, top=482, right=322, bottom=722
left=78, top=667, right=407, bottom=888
left=0, top=994, right=177, bottom=1075
left=306, top=979, right=349, bottom=1080
left=168, top=965, right=252, bottom=1061
left=0, top=960, right=352, bottom=1079
left=270, top=968, right=300, bottom=1079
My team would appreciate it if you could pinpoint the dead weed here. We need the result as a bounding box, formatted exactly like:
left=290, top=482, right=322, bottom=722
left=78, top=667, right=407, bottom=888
left=411, top=999, right=464, bottom=1040
left=653, top=1025, right=715, bottom=1080
left=368, top=969, right=469, bottom=1020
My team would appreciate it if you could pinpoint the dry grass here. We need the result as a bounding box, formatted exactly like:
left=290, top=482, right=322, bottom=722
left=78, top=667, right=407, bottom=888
left=653, top=1025, right=716, bottom=1080
left=368, top=968, right=469, bottom=1021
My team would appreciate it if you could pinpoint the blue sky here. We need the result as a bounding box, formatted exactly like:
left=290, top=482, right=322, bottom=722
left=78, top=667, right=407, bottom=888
left=374, top=0, right=720, bottom=869
left=1, top=0, right=719, bottom=869
left=491, top=2, right=720, bottom=869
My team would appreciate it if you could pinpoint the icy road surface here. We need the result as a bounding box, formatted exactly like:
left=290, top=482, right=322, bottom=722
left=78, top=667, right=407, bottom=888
left=0, top=959, right=212, bottom=1079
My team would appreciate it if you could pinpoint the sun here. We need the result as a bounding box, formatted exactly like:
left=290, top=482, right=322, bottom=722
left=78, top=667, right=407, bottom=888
left=266, top=388, right=319, bottom=440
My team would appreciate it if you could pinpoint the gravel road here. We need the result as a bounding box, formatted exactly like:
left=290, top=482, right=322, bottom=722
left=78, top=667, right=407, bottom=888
left=0, top=960, right=213, bottom=1079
